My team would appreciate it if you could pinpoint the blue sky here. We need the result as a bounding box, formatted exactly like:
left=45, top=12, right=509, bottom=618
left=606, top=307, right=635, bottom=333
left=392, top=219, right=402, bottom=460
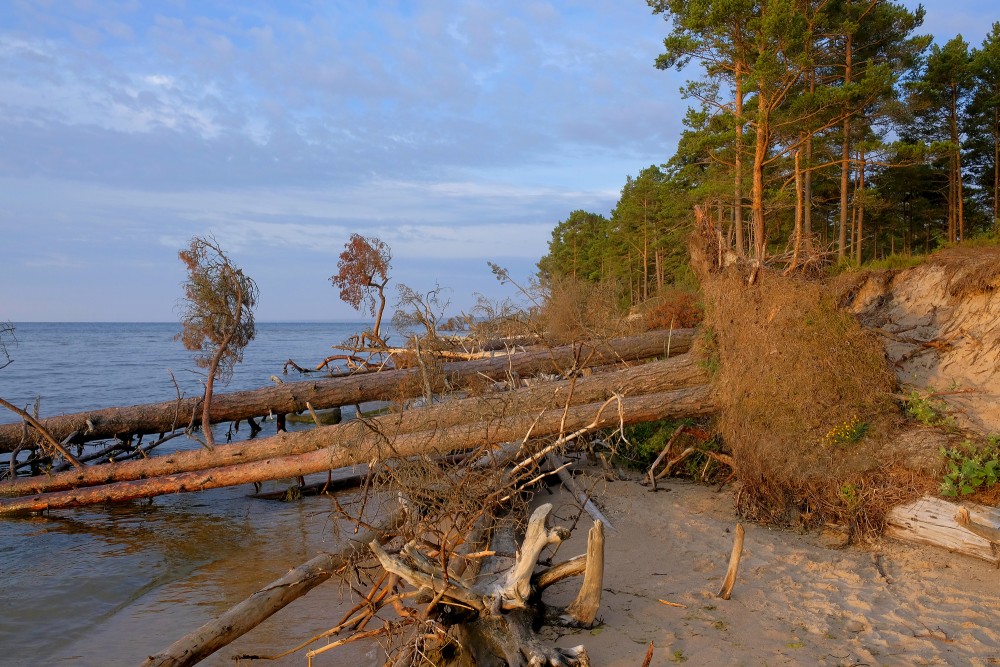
left=0, top=1, right=995, bottom=322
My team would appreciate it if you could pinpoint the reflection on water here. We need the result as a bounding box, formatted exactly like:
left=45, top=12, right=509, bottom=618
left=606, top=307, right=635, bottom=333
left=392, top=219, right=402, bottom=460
left=2, top=500, right=249, bottom=650
left=0, top=323, right=400, bottom=666
left=2, top=478, right=388, bottom=666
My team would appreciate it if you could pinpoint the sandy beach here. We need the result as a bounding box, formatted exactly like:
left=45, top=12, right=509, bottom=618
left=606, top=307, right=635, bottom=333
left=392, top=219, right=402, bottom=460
left=211, top=474, right=1000, bottom=666
left=44, top=467, right=1000, bottom=667
left=537, top=473, right=1000, bottom=667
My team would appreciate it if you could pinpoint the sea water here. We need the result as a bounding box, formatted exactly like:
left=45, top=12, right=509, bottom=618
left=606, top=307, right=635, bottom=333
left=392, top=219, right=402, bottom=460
left=0, top=322, right=395, bottom=666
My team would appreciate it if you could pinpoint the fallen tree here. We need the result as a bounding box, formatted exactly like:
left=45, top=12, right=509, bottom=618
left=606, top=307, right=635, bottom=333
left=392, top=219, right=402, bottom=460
left=0, top=386, right=714, bottom=515
left=2, top=354, right=706, bottom=497
left=0, top=328, right=695, bottom=452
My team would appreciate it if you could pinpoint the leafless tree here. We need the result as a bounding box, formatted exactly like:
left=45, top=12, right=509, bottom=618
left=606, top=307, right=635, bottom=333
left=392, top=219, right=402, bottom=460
left=0, top=321, right=15, bottom=370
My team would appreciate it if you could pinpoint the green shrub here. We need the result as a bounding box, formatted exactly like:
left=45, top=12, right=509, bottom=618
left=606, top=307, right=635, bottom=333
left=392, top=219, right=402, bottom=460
left=865, top=254, right=927, bottom=271
left=940, top=438, right=1000, bottom=497
left=905, top=390, right=957, bottom=429
left=616, top=420, right=683, bottom=469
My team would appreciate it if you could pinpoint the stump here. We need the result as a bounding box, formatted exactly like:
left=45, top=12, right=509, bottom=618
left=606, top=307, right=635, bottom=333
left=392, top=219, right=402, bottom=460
left=370, top=504, right=604, bottom=666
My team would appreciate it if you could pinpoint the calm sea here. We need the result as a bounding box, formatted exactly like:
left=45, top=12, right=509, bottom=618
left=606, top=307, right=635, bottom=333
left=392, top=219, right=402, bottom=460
left=0, top=322, right=397, bottom=667
left=0, top=321, right=388, bottom=424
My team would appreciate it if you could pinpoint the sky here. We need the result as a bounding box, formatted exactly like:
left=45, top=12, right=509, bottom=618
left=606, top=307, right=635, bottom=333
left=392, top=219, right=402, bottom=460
left=0, top=1, right=996, bottom=322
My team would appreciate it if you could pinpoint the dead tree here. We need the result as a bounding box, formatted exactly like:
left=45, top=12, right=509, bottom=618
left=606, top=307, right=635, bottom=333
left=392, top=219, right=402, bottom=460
left=0, top=388, right=714, bottom=515
left=2, top=354, right=707, bottom=497
left=371, top=504, right=601, bottom=666
left=330, top=234, right=392, bottom=349
left=0, top=328, right=696, bottom=451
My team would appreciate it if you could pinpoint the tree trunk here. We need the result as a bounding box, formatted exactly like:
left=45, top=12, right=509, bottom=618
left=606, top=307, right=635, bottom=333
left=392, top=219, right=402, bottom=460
left=643, top=204, right=650, bottom=301
left=839, top=31, right=853, bottom=260
left=948, top=150, right=957, bottom=243
left=372, top=282, right=388, bottom=344
left=952, top=84, right=965, bottom=241
left=787, top=149, right=804, bottom=273
left=201, top=340, right=227, bottom=450
left=994, top=106, right=999, bottom=232
left=855, top=149, right=866, bottom=265
left=752, top=87, right=769, bottom=261
left=886, top=496, right=1000, bottom=565
left=0, top=329, right=695, bottom=452
left=735, top=72, right=746, bottom=257
left=2, top=355, right=707, bottom=497
left=804, top=70, right=814, bottom=238
left=0, top=387, right=715, bottom=515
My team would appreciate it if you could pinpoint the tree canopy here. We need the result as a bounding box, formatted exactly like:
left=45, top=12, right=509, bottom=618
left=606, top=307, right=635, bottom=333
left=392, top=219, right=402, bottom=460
left=331, top=234, right=393, bottom=344
left=177, top=236, right=258, bottom=448
left=539, top=4, right=1000, bottom=291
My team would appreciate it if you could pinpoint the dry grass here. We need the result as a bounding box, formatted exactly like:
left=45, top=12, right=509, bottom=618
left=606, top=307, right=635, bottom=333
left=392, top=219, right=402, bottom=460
left=640, top=287, right=704, bottom=331
left=539, top=275, right=636, bottom=345
left=702, top=269, right=909, bottom=535
left=935, top=245, right=1000, bottom=297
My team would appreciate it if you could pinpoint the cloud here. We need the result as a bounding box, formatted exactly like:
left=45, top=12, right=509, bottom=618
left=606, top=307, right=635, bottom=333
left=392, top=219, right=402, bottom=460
left=0, top=2, right=683, bottom=192
left=11, top=0, right=981, bottom=320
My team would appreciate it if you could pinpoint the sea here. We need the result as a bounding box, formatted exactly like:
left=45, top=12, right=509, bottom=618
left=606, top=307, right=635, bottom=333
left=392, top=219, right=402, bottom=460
left=0, top=322, right=399, bottom=667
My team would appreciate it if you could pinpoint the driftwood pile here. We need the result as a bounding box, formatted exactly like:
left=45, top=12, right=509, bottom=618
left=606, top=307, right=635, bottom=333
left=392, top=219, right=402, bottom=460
left=1, top=329, right=719, bottom=665
left=0, top=330, right=709, bottom=514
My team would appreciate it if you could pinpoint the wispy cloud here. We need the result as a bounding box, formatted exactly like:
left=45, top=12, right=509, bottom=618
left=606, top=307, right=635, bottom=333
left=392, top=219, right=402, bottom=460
left=0, top=0, right=979, bottom=321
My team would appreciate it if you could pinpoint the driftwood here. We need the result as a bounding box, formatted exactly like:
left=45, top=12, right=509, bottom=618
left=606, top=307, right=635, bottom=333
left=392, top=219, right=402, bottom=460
left=886, top=496, right=1000, bottom=565
left=0, top=397, right=84, bottom=469
left=717, top=523, right=745, bottom=600
left=545, top=454, right=615, bottom=531
left=142, top=509, right=406, bottom=667
left=563, top=520, right=605, bottom=627
left=0, top=387, right=714, bottom=515
left=1, top=354, right=708, bottom=498
left=955, top=506, right=1000, bottom=544
left=374, top=503, right=596, bottom=666
left=0, top=329, right=695, bottom=451
left=646, top=424, right=685, bottom=488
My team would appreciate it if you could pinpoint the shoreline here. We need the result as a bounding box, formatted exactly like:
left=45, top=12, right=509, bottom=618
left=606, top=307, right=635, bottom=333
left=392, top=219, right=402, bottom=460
left=49, top=473, right=1000, bottom=666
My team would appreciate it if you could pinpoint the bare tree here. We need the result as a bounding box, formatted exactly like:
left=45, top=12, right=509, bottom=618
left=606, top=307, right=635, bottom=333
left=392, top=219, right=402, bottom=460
left=330, top=234, right=391, bottom=347
left=177, top=237, right=258, bottom=449
left=0, top=321, right=15, bottom=371
left=392, top=283, right=449, bottom=347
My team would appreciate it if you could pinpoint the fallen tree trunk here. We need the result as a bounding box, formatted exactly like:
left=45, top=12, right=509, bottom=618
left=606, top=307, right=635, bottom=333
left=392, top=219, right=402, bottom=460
left=0, top=386, right=714, bottom=515
left=886, top=496, right=1000, bottom=566
left=3, top=354, right=707, bottom=497
left=0, top=328, right=695, bottom=452
left=142, top=508, right=406, bottom=667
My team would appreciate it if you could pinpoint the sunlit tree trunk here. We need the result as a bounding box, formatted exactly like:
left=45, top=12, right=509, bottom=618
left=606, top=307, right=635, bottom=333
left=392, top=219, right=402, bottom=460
left=803, top=69, right=814, bottom=239
left=951, top=84, right=966, bottom=241
left=838, top=30, right=853, bottom=260
left=854, top=149, right=866, bottom=265
left=752, top=108, right=768, bottom=261
left=734, top=73, right=746, bottom=256
left=788, top=149, right=804, bottom=271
